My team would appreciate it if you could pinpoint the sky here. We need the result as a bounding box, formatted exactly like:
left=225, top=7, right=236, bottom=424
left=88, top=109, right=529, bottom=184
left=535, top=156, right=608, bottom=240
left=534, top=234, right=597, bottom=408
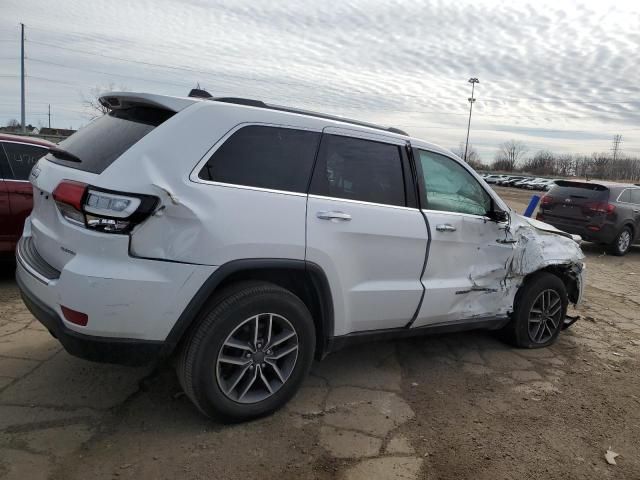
left=1, top=0, right=639, bottom=162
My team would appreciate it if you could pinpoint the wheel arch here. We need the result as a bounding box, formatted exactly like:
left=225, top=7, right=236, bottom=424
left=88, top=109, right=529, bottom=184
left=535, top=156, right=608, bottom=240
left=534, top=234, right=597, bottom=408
left=522, top=263, right=582, bottom=305
left=162, top=259, right=334, bottom=360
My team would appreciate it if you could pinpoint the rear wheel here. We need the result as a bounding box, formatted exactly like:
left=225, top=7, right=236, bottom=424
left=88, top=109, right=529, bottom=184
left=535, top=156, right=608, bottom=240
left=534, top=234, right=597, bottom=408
left=609, top=226, right=633, bottom=256
left=177, top=282, right=315, bottom=421
left=502, top=272, right=568, bottom=348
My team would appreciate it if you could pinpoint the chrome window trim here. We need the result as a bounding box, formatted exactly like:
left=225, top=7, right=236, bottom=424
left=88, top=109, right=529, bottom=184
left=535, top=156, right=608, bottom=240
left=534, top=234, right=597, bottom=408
left=421, top=208, right=492, bottom=221
left=192, top=179, right=307, bottom=197
left=308, top=194, right=419, bottom=212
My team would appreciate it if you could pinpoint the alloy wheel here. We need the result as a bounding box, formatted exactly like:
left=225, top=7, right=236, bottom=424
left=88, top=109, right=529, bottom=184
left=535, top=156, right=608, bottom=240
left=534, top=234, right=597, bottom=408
left=528, top=289, right=562, bottom=344
left=216, top=313, right=299, bottom=404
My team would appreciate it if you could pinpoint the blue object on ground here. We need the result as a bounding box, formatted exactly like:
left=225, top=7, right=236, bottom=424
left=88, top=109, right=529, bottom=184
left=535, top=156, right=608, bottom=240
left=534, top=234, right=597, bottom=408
left=523, top=195, right=541, bottom=217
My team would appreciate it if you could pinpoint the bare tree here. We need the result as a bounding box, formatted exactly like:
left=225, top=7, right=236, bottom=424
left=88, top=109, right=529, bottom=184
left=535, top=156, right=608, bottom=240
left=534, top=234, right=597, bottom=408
left=82, top=82, right=127, bottom=120
left=7, top=118, right=20, bottom=127
left=494, top=140, right=527, bottom=171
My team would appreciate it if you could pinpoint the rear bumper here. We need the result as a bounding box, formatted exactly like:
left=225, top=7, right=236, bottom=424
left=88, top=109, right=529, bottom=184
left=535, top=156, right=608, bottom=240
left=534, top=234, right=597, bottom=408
left=536, top=216, right=617, bottom=244
left=17, top=271, right=163, bottom=365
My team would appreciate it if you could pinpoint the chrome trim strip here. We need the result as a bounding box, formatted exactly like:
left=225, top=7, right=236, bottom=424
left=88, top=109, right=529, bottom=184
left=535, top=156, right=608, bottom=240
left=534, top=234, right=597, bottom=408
left=191, top=179, right=307, bottom=197
left=2, top=179, right=32, bottom=184
left=421, top=208, right=490, bottom=221
left=308, top=194, right=419, bottom=211
left=16, top=241, right=52, bottom=285
left=0, top=140, right=50, bottom=147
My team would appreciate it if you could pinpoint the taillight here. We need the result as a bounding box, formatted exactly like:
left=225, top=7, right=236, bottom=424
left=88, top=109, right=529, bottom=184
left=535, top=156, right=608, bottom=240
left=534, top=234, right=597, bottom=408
left=53, top=180, right=87, bottom=226
left=584, top=201, right=615, bottom=216
left=540, top=195, right=553, bottom=207
left=52, top=180, right=157, bottom=234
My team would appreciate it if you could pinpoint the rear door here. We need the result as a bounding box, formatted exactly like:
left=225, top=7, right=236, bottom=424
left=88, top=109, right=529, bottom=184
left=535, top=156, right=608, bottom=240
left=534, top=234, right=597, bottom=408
left=0, top=142, right=48, bottom=245
left=306, top=129, right=427, bottom=335
left=627, top=189, right=640, bottom=242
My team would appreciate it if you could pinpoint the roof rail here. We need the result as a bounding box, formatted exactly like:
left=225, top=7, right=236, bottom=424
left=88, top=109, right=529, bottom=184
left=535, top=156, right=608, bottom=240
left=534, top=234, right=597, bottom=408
left=211, top=96, right=409, bottom=136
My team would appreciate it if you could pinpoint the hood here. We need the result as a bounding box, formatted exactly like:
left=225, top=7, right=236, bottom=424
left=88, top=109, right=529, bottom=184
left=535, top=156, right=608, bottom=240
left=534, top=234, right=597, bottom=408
left=512, top=212, right=582, bottom=244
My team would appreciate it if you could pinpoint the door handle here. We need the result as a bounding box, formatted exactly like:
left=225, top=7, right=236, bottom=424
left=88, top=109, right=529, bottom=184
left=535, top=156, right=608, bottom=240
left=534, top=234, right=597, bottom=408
left=435, top=223, right=457, bottom=232
left=317, top=211, right=352, bottom=221
left=634, top=209, right=640, bottom=214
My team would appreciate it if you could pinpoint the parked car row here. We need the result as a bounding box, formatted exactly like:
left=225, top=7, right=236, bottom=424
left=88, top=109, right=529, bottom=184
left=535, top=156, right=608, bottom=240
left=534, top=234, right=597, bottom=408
left=481, top=174, right=557, bottom=191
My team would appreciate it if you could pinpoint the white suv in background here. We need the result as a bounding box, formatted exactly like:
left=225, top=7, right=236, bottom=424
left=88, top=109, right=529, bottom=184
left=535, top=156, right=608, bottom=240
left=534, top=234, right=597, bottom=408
left=17, top=91, right=585, bottom=420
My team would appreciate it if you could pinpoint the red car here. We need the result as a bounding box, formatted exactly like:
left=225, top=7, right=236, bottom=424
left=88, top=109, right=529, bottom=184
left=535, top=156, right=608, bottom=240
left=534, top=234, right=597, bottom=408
left=0, top=133, right=54, bottom=258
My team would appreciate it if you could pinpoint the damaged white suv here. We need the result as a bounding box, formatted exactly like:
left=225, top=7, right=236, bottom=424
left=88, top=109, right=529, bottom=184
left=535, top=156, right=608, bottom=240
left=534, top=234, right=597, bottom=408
left=16, top=91, right=584, bottom=420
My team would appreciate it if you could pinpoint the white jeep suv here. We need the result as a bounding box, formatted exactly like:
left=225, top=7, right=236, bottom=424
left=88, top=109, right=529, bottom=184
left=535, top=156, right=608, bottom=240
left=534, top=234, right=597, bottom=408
left=16, top=91, right=584, bottom=420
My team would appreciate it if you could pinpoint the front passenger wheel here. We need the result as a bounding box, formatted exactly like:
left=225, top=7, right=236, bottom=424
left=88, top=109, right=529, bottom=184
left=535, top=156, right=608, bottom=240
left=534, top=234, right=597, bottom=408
left=177, top=282, right=315, bottom=421
left=502, top=272, right=568, bottom=348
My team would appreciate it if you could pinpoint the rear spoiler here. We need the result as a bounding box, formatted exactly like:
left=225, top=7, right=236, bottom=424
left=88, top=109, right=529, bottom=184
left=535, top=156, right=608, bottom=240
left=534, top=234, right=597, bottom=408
left=99, top=92, right=198, bottom=113
left=554, top=180, right=608, bottom=191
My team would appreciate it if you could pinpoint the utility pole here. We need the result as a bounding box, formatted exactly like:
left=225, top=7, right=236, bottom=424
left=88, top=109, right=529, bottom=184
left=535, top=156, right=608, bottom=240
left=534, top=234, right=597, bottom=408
left=611, top=134, right=622, bottom=161
left=464, top=77, right=479, bottom=162
left=20, top=23, right=26, bottom=133
left=48, top=104, right=51, bottom=128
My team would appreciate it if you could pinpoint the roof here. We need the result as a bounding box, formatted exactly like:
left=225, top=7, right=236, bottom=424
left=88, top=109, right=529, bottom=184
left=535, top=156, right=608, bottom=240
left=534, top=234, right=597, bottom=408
left=0, top=133, right=56, bottom=147
left=98, top=91, right=456, bottom=158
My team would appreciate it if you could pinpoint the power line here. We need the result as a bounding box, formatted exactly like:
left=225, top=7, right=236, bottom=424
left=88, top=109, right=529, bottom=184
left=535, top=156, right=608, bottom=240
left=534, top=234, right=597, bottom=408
left=25, top=39, right=639, bottom=108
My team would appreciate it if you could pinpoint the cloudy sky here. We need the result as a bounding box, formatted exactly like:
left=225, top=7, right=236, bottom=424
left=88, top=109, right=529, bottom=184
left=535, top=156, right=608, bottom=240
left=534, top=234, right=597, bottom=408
left=1, top=0, right=638, bottom=161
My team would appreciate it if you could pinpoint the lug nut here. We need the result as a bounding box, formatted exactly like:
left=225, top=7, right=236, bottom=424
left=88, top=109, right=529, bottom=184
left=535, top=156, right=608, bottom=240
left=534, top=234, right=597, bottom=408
left=267, top=350, right=272, bottom=355
left=261, top=363, right=266, bottom=368
left=245, top=353, right=251, bottom=358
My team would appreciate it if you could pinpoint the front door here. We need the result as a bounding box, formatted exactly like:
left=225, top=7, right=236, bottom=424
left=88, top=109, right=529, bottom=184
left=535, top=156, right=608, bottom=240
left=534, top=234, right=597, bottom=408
left=411, top=149, right=515, bottom=326
left=306, top=129, right=428, bottom=336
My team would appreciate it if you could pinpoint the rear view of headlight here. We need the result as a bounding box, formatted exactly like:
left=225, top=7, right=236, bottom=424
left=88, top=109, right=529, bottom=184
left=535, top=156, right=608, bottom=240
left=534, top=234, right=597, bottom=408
left=52, top=181, right=158, bottom=234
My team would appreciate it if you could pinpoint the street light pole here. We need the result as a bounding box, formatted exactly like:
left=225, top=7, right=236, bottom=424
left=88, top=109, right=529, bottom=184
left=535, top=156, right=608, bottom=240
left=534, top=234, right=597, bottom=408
left=463, top=77, right=479, bottom=162
left=20, top=23, right=26, bottom=133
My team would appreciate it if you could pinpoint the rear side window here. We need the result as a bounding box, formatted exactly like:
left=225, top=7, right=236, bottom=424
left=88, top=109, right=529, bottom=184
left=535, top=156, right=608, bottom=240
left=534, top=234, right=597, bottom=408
left=1, top=142, right=48, bottom=180
left=618, top=189, right=632, bottom=203
left=47, top=107, right=174, bottom=174
left=309, top=134, right=406, bottom=207
left=198, top=126, right=321, bottom=193
left=631, top=189, right=640, bottom=204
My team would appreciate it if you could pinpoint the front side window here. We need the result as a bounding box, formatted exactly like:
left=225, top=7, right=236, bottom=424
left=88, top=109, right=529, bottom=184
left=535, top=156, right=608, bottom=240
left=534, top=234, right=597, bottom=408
left=309, top=134, right=406, bottom=207
left=1, top=143, right=48, bottom=180
left=198, top=126, right=320, bottom=193
left=417, top=150, right=491, bottom=216
left=631, top=189, right=640, bottom=205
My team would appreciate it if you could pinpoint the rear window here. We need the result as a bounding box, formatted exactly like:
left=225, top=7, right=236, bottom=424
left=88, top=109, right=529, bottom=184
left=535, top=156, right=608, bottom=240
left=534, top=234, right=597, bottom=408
left=550, top=181, right=609, bottom=201
left=47, top=107, right=174, bottom=174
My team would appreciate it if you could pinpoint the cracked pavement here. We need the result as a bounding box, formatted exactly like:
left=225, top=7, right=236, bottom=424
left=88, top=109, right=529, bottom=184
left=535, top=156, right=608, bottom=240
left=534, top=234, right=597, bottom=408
left=1, top=187, right=639, bottom=479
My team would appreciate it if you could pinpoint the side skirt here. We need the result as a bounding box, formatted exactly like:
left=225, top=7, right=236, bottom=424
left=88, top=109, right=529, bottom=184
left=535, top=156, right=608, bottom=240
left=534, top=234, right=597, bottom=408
left=325, top=315, right=510, bottom=354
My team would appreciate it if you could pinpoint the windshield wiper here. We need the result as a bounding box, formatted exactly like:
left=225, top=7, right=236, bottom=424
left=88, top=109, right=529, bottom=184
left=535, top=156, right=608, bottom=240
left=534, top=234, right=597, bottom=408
left=48, top=146, right=82, bottom=163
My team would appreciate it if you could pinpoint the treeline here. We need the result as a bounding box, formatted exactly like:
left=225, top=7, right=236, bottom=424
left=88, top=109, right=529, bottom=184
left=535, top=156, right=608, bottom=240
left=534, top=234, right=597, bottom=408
left=488, top=140, right=640, bottom=182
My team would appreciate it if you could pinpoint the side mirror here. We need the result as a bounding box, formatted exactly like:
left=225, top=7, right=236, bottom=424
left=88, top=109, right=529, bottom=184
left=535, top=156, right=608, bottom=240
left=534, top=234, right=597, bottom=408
left=486, top=209, right=509, bottom=223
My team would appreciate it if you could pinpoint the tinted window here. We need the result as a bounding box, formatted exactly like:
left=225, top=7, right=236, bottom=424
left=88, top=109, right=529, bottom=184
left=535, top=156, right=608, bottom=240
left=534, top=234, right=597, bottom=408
left=618, top=189, right=631, bottom=203
left=309, top=135, right=405, bottom=207
left=199, top=126, right=320, bottom=193
left=418, top=150, right=491, bottom=216
left=1, top=143, right=48, bottom=180
left=631, top=189, right=640, bottom=205
left=47, top=107, right=174, bottom=174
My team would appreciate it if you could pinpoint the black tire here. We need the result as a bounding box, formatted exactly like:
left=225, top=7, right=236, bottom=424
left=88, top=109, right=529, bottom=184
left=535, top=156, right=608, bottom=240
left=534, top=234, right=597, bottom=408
left=609, top=226, right=633, bottom=256
left=502, top=272, right=568, bottom=348
left=177, top=281, right=315, bottom=421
